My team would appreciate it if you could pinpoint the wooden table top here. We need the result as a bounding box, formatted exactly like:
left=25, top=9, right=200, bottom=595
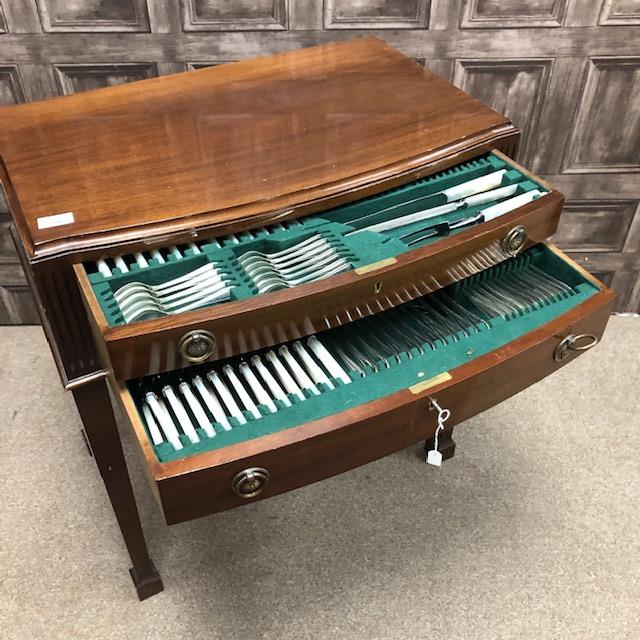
left=0, top=37, right=510, bottom=260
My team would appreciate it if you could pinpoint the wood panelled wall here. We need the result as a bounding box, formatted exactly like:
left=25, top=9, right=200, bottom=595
left=0, top=0, right=639, bottom=322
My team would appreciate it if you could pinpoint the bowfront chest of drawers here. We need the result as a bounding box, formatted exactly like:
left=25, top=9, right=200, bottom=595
left=0, top=38, right=614, bottom=600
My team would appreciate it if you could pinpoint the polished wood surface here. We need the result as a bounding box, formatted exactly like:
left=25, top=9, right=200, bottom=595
left=0, top=37, right=514, bottom=260
left=113, top=248, right=615, bottom=524
left=77, top=190, right=563, bottom=380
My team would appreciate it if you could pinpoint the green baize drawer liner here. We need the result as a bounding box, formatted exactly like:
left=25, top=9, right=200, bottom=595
left=86, top=152, right=548, bottom=327
left=128, top=245, right=599, bottom=462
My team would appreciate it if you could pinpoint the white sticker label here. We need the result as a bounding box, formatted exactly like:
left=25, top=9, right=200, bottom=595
left=36, top=211, right=75, bottom=230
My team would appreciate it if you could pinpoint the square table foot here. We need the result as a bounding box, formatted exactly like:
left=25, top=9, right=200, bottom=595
left=129, top=560, right=164, bottom=600
left=423, top=431, right=456, bottom=462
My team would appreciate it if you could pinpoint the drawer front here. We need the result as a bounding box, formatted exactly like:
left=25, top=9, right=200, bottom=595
left=115, top=274, right=614, bottom=525
left=78, top=190, right=563, bottom=381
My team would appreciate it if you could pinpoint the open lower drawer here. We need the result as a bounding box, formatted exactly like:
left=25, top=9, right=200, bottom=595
left=113, top=244, right=614, bottom=524
left=75, top=151, right=564, bottom=380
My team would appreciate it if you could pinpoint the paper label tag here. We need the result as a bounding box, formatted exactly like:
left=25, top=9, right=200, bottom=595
left=426, top=449, right=443, bottom=467
left=36, top=211, right=74, bottom=230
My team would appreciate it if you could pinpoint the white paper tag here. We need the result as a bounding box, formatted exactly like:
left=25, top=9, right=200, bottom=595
left=427, top=449, right=443, bottom=467
left=36, top=211, right=75, bottom=230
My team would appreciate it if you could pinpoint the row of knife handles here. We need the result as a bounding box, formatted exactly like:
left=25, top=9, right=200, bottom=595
left=135, top=251, right=580, bottom=453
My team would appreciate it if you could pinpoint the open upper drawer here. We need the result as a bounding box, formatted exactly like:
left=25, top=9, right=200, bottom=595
left=75, top=151, right=564, bottom=380
left=112, top=245, right=614, bottom=524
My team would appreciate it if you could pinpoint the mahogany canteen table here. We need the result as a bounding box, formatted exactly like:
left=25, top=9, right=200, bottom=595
left=0, top=38, right=614, bottom=600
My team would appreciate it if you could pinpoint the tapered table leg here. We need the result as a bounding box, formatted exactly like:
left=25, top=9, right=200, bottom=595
left=72, top=378, right=164, bottom=600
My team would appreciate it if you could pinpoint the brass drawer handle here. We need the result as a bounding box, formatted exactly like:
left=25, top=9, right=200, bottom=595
left=232, top=467, right=270, bottom=499
left=502, top=225, right=527, bottom=257
left=554, top=333, right=598, bottom=362
left=178, top=329, right=216, bottom=363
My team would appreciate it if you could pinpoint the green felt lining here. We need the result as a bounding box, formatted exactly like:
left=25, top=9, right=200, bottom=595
left=85, top=152, right=548, bottom=327
left=128, top=245, right=600, bottom=463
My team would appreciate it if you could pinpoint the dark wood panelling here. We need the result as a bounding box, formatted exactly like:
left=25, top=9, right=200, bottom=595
left=0, top=0, right=639, bottom=318
left=0, top=284, right=38, bottom=324
left=0, top=263, right=37, bottom=324
left=0, top=66, right=25, bottom=104
left=36, top=0, right=150, bottom=32
left=459, top=0, right=568, bottom=28
left=54, top=63, right=158, bottom=95
left=599, top=0, right=640, bottom=24
left=0, top=217, right=15, bottom=261
left=571, top=263, right=638, bottom=311
left=1, top=28, right=640, bottom=62
left=324, top=0, right=430, bottom=29
left=589, top=270, right=615, bottom=287
left=453, top=59, right=552, bottom=165
left=0, top=65, right=30, bottom=322
left=563, top=57, right=640, bottom=173
left=554, top=200, right=638, bottom=251
left=554, top=195, right=639, bottom=311
left=422, top=58, right=454, bottom=81
left=182, top=0, right=287, bottom=31
left=1, top=206, right=37, bottom=324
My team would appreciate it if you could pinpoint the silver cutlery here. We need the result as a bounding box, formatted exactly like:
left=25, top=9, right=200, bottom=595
left=224, top=364, right=263, bottom=419
left=342, top=169, right=509, bottom=228
left=242, top=244, right=337, bottom=278
left=114, top=263, right=224, bottom=299
left=96, top=258, right=112, bottom=278
left=351, top=185, right=538, bottom=237
left=120, top=286, right=233, bottom=323
left=278, top=344, right=321, bottom=396
left=162, top=386, right=200, bottom=444
left=179, top=382, right=216, bottom=437
left=239, top=234, right=328, bottom=265
left=145, top=392, right=184, bottom=451
left=253, top=259, right=351, bottom=294
left=138, top=336, right=348, bottom=451
left=401, top=190, right=543, bottom=245
left=192, top=376, right=231, bottom=431
left=239, top=234, right=352, bottom=294
left=113, top=263, right=234, bottom=322
left=307, top=336, right=352, bottom=384
left=136, top=253, right=580, bottom=455
left=292, top=341, right=335, bottom=389
left=250, top=356, right=292, bottom=407
left=117, top=274, right=229, bottom=311
left=239, top=363, right=278, bottom=414
left=265, top=350, right=306, bottom=400
left=141, top=403, right=165, bottom=446
left=206, top=371, right=247, bottom=425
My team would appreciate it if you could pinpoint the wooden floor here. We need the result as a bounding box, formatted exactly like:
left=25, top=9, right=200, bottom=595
left=1, top=317, right=638, bottom=639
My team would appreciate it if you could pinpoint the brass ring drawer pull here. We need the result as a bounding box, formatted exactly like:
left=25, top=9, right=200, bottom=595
left=178, top=330, right=216, bottom=363
left=554, top=333, right=598, bottom=362
left=502, top=225, right=527, bottom=257
left=232, top=467, right=270, bottom=499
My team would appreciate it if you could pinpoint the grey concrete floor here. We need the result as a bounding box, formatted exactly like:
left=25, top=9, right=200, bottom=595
left=0, top=318, right=639, bottom=640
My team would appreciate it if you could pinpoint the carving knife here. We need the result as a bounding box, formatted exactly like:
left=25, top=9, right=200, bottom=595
left=343, top=168, right=508, bottom=229
left=348, top=183, right=520, bottom=236
left=401, top=190, right=544, bottom=246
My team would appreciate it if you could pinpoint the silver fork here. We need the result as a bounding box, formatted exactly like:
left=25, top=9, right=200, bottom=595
left=254, top=259, right=351, bottom=293
left=121, top=286, right=233, bottom=322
